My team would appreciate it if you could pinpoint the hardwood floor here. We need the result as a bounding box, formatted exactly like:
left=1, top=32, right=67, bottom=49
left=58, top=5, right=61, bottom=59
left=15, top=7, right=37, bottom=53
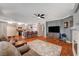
left=24, top=36, right=73, bottom=56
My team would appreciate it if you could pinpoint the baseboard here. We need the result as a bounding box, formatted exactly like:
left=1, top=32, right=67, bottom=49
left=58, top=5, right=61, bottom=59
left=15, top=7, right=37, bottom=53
left=66, top=40, right=71, bottom=43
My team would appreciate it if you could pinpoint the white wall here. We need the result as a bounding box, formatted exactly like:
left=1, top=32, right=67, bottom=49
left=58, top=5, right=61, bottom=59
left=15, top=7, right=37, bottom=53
left=72, top=29, right=79, bottom=56
left=72, top=9, right=79, bottom=56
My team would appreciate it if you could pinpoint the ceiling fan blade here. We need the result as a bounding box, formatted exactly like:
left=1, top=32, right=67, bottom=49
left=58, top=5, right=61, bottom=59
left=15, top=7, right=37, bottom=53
left=38, top=14, right=40, bottom=16
left=41, top=16, right=45, bottom=19
left=41, top=14, right=45, bottom=16
left=34, top=14, right=38, bottom=16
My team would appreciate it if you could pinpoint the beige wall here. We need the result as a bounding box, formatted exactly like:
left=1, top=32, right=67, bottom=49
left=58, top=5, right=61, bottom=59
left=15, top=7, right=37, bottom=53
left=0, top=21, right=7, bottom=36
left=7, top=24, right=17, bottom=36
left=37, top=23, right=44, bottom=36
left=5, top=23, right=44, bottom=36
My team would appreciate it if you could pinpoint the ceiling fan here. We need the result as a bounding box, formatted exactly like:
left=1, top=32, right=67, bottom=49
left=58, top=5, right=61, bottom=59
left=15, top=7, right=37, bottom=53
left=34, top=13, right=45, bottom=19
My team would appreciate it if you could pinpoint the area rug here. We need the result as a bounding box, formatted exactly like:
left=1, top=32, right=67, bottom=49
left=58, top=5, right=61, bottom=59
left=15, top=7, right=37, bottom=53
left=27, top=39, right=62, bottom=56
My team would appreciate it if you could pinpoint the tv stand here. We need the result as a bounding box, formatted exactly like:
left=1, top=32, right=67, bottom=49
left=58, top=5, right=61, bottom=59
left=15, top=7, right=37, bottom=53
left=47, top=32, right=60, bottom=39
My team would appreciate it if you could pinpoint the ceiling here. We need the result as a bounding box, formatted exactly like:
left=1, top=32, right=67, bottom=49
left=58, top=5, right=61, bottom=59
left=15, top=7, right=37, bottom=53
left=0, top=3, right=75, bottom=24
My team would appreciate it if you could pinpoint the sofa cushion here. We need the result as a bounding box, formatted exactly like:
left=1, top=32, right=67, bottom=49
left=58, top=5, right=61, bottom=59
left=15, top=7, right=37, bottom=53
left=22, top=49, right=40, bottom=56
left=17, top=44, right=30, bottom=54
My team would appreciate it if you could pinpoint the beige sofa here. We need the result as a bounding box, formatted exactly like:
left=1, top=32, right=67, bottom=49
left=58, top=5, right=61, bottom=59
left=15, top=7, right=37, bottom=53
left=22, top=49, right=40, bottom=56
left=0, top=41, right=21, bottom=56
left=0, top=41, right=39, bottom=56
left=17, top=44, right=40, bottom=56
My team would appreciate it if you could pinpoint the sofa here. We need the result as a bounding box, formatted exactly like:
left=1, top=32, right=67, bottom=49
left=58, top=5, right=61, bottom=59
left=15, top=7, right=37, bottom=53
left=0, top=41, right=21, bottom=56
left=0, top=41, right=39, bottom=56
left=16, top=43, right=40, bottom=56
left=23, top=49, right=40, bottom=56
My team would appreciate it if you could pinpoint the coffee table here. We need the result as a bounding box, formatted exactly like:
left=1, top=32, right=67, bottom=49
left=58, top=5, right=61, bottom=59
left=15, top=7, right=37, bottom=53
left=15, top=40, right=27, bottom=47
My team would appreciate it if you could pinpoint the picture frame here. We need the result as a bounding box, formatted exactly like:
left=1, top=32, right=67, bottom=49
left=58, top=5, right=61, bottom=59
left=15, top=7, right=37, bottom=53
left=64, top=21, right=68, bottom=28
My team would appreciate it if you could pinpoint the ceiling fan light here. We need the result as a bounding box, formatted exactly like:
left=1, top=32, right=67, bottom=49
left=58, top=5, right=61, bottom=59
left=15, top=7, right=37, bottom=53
left=38, top=17, right=40, bottom=18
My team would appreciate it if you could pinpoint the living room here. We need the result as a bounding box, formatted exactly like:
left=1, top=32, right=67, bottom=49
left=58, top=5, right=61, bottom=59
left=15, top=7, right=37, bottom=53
left=0, top=3, right=78, bottom=56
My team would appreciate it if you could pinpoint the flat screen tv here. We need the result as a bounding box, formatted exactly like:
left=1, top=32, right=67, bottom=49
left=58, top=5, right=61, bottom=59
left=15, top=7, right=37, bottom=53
left=48, top=26, right=60, bottom=33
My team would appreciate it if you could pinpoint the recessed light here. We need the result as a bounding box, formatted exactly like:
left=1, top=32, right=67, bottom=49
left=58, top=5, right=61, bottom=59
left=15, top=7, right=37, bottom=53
left=8, top=21, right=13, bottom=24
left=17, top=23, right=23, bottom=25
left=38, top=17, right=40, bottom=18
left=25, top=24, right=27, bottom=26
